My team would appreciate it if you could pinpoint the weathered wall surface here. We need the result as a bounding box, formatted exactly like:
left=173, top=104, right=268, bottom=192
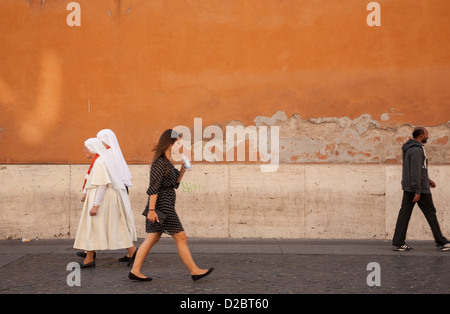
left=1, top=0, right=450, bottom=163
left=225, top=111, right=450, bottom=164
left=1, top=164, right=449, bottom=240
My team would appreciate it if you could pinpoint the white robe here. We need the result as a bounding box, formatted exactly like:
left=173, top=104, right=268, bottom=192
left=74, top=157, right=137, bottom=251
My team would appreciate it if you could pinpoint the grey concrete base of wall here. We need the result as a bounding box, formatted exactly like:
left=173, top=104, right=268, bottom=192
left=1, top=164, right=449, bottom=240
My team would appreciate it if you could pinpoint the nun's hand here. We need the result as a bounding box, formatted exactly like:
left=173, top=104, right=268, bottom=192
left=89, top=206, right=99, bottom=216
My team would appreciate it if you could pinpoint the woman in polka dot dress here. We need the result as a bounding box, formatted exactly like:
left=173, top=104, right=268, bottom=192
left=129, top=129, right=214, bottom=282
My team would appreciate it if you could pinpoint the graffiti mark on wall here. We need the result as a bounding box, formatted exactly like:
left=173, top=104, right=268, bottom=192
left=181, top=181, right=201, bottom=193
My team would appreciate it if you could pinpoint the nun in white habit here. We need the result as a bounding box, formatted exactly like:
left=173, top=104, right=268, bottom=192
left=97, top=129, right=132, bottom=190
left=97, top=129, right=137, bottom=262
left=74, top=138, right=137, bottom=268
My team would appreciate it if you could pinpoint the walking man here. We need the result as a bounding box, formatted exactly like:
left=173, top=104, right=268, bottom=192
left=392, top=127, right=450, bottom=252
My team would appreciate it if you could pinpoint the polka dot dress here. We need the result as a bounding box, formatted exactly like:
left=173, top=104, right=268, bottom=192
left=143, top=157, right=184, bottom=235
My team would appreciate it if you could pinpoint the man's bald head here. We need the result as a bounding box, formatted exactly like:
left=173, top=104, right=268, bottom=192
left=413, top=127, right=429, bottom=144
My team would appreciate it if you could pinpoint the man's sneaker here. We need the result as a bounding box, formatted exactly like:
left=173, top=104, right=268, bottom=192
left=437, top=243, right=450, bottom=252
left=393, top=244, right=413, bottom=251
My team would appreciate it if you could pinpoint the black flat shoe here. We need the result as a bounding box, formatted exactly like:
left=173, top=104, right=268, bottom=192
left=192, top=268, right=214, bottom=281
left=76, top=251, right=86, bottom=258
left=79, top=261, right=96, bottom=268
left=76, top=251, right=96, bottom=260
left=118, top=255, right=131, bottom=262
left=128, top=272, right=152, bottom=281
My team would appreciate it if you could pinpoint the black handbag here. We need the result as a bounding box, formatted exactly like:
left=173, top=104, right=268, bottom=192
left=142, top=204, right=167, bottom=225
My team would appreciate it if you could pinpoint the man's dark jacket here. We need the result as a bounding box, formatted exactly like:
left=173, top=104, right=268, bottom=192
left=401, top=139, right=431, bottom=195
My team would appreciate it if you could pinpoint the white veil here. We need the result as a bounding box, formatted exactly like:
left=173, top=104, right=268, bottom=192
left=97, top=129, right=132, bottom=188
left=84, top=138, right=126, bottom=191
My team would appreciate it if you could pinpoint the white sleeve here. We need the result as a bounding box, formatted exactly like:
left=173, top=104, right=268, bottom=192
left=93, top=185, right=107, bottom=206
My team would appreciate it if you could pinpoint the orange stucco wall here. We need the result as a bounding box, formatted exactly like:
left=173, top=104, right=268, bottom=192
left=1, top=0, right=449, bottom=164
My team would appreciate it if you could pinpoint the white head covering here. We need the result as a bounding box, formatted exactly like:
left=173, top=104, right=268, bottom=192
left=97, top=129, right=132, bottom=187
left=84, top=138, right=126, bottom=191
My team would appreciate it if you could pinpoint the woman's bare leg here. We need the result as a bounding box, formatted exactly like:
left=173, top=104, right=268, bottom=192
left=172, top=231, right=208, bottom=275
left=130, top=232, right=162, bottom=278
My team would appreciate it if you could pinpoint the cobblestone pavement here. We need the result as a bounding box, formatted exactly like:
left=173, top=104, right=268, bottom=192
left=1, top=238, right=449, bottom=294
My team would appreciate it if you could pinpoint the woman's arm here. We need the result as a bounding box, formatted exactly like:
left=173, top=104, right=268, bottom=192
left=177, top=164, right=187, bottom=183
left=148, top=194, right=158, bottom=209
left=147, top=159, right=166, bottom=223
left=147, top=194, right=159, bottom=223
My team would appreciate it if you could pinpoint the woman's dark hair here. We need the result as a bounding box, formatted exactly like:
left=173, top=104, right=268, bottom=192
left=153, top=129, right=180, bottom=175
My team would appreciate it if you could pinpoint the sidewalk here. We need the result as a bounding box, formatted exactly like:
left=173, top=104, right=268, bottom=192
left=1, top=238, right=449, bottom=294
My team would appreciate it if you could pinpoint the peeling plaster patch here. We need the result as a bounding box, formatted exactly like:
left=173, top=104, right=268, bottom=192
left=254, top=110, right=288, bottom=126
left=248, top=111, right=450, bottom=164
left=432, top=136, right=448, bottom=146
left=308, top=114, right=380, bottom=135
left=380, top=113, right=390, bottom=121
